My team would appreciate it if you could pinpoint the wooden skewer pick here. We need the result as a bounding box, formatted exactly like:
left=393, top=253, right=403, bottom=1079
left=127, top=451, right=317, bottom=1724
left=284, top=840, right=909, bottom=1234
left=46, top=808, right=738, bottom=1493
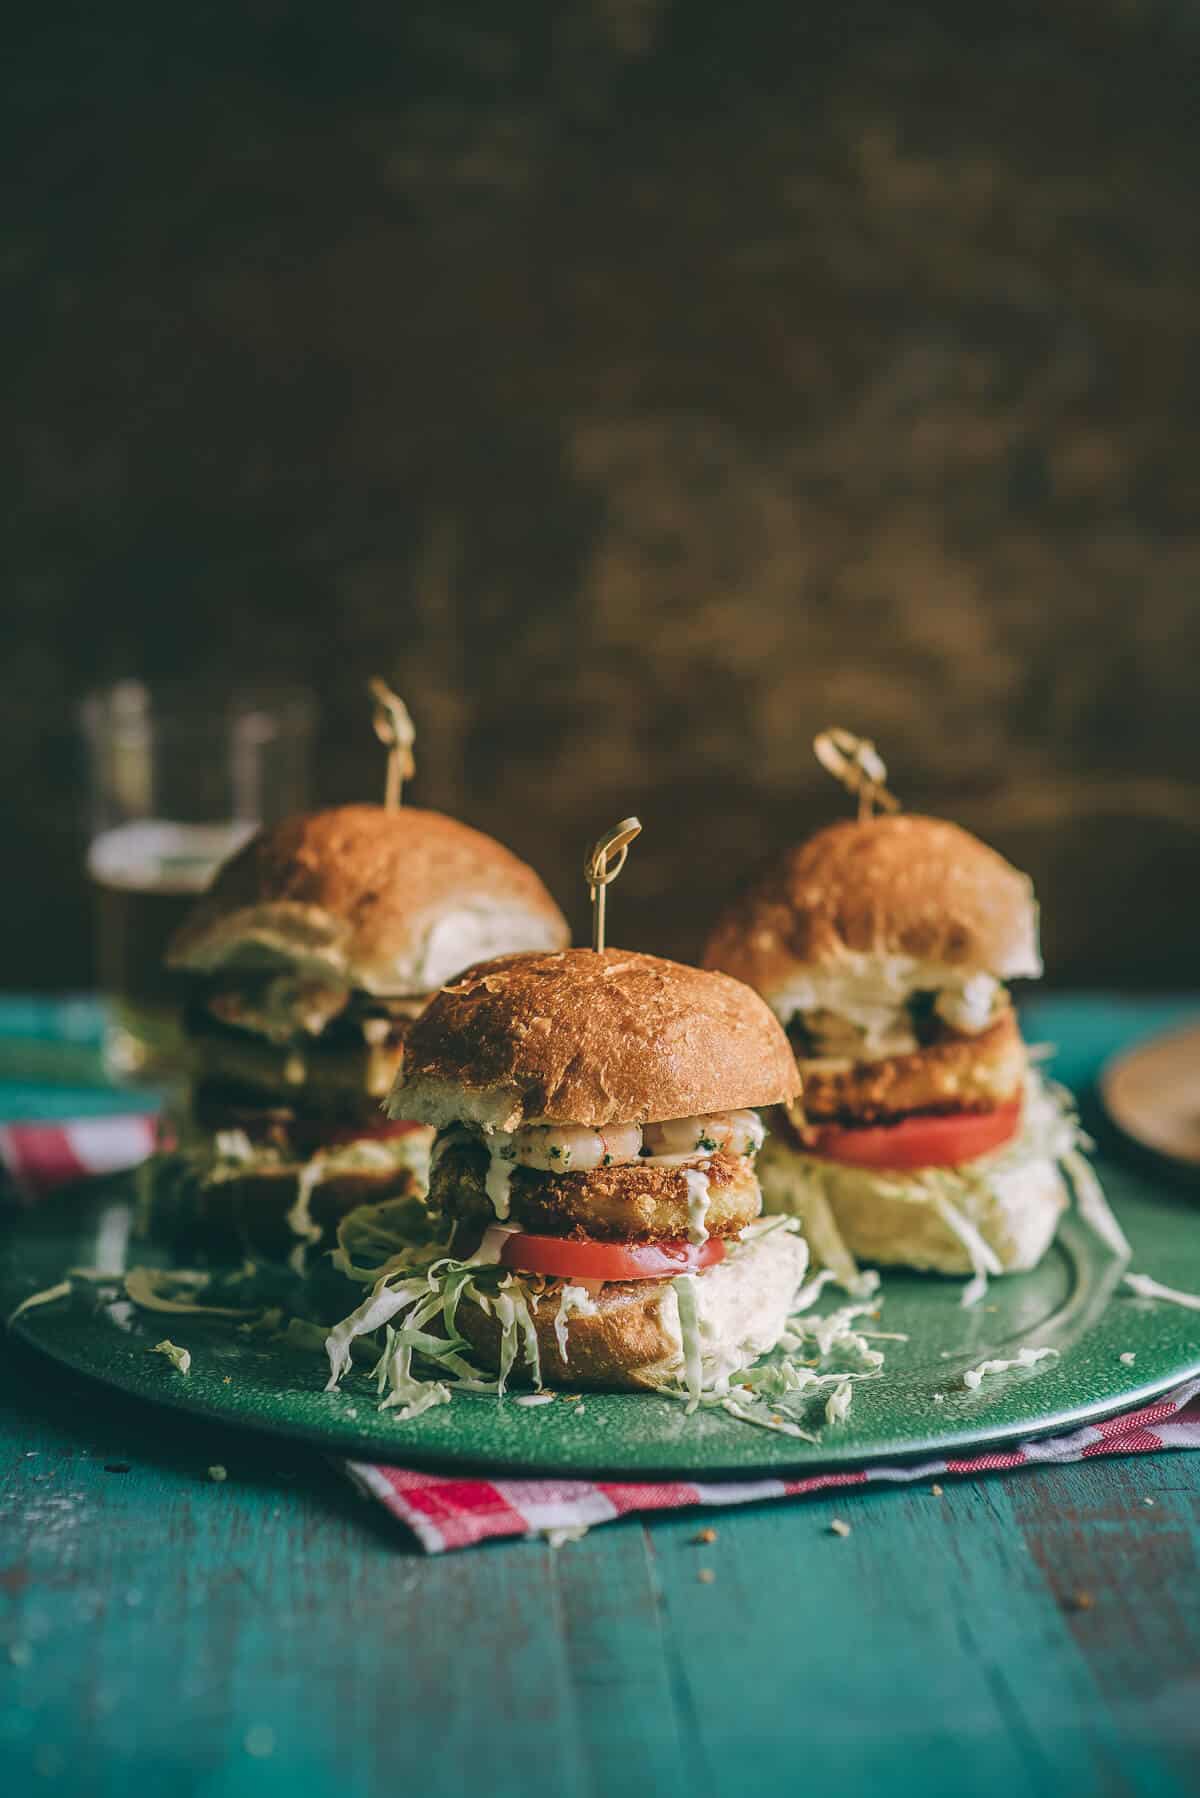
left=584, top=817, right=642, bottom=953
left=814, top=728, right=900, bottom=821
left=368, top=678, right=416, bottom=810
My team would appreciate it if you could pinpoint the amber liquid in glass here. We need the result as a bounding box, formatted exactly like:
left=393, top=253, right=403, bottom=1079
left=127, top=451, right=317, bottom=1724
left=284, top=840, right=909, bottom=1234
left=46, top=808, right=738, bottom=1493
left=88, top=821, right=253, bottom=1074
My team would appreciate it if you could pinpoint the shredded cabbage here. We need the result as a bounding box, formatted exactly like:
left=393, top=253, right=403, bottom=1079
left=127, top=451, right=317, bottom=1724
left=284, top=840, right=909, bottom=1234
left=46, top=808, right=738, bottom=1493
left=1123, top=1272, right=1200, bottom=1311
left=929, top=1195, right=1002, bottom=1308
left=7, top=1281, right=73, bottom=1326
left=962, top=1346, right=1058, bottom=1390
left=322, top=1220, right=524, bottom=1405
left=658, top=1226, right=890, bottom=1438
left=554, top=1284, right=599, bottom=1363
left=122, top=1267, right=258, bottom=1319
left=284, top=1162, right=324, bottom=1273
left=825, top=1379, right=854, bottom=1426
left=673, top=1275, right=705, bottom=1412
left=320, top=1203, right=887, bottom=1440
left=150, top=1339, right=191, bottom=1374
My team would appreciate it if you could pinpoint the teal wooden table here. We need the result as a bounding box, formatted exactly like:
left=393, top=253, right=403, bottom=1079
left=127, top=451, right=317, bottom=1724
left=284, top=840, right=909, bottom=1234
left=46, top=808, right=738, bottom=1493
left=3, top=997, right=1199, bottom=1798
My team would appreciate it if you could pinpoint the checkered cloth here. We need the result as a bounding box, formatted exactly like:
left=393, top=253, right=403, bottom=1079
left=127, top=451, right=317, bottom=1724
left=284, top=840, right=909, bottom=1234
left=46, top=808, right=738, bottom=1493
left=0, top=1116, right=160, bottom=1200
left=6, top=997, right=1199, bottom=1554
left=344, top=1379, right=1200, bottom=1551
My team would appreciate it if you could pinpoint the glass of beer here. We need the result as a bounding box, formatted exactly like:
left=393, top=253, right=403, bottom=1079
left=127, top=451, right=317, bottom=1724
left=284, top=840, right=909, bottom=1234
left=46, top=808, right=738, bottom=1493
left=81, top=681, right=315, bottom=1079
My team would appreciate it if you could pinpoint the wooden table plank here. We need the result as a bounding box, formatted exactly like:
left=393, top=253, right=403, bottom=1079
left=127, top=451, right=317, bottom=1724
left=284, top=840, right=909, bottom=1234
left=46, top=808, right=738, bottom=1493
left=3, top=1334, right=1199, bottom=1796
left=1009, top=1458, right=1200, bottom=1795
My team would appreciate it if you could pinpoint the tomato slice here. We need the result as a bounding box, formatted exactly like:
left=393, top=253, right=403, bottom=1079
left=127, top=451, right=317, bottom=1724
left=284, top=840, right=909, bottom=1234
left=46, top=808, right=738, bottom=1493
left=804, top=1100, right=1022, bottom=1172
left=499, top=1233, right=727, bottom=1282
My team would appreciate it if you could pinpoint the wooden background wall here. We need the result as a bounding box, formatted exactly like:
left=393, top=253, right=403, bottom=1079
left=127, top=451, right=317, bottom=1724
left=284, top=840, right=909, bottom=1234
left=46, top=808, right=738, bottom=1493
left=7, top=2, right=1200, bottom=987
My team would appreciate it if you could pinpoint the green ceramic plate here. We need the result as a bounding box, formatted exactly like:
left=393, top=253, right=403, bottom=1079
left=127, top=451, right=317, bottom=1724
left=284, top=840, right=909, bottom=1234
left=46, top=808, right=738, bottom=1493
left=3, top=1149, right=1198, bottom=1478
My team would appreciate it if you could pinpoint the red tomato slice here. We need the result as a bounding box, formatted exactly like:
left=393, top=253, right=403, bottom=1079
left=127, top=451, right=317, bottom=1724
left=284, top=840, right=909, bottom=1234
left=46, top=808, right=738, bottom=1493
left=805, top=1100, right=1022, bottom=1172
left=499, top=1233, right=727, bottom=1282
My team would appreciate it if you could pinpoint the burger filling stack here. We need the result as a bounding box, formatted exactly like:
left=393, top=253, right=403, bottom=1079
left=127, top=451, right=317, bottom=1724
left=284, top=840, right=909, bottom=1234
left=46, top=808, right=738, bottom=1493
left=704, top=814, right=1126, bottom=1295
left=159, top=804, right=568, bottom=1259
left=324, top=948, right=811, bottom=1401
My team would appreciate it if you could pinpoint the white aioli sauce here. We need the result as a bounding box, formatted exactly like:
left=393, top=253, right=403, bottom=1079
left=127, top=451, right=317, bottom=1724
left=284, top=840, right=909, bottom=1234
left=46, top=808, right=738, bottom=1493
left=682, top=1168, right=712, bottom=1245
left=484, top=1139, right=517, bottom=1220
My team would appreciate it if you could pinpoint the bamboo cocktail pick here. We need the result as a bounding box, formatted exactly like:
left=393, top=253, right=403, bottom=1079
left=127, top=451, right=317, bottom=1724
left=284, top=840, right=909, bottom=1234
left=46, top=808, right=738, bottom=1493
left=368, top=679, right=416, bottom=810
left=813, top=728, right=900, bottom=820
left=584, top=817, right=643, bottom=953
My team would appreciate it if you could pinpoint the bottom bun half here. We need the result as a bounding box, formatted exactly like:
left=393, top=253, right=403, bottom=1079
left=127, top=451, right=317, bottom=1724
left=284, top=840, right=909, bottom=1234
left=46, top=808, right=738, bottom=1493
left=757, top=1129, right=1066, bottom=1281
left=456, top=1226, right=810, bottom=1392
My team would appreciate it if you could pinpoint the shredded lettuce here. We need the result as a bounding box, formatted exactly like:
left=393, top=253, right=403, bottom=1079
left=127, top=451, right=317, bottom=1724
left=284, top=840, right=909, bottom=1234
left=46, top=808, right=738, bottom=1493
left=7, top=1281, right=73, bottom=1327
left=319, top=1203, right=883, bottom=1440
left=825, top=1379, right=853, bottom=1426
left=374, top=1323, right=453, bottom=1421
left=1066, top=1151, right=1131, bottom=1262
left=150, top=1339, right=191, bottom=1374
left=331, top=1194, right=438, bottom=1281
left=322, top=1221, right=521, bottom=1404
left=962, top=1346, right=1058, bottom=1390
left=659, top=1227, right=890, bottom=1438
left=8, top=1266, right=267, bottom=1330
left=284, top=1162, right=324, bottom=1273
left=929, top=1195, right=1003, bottom=1308
left=1123, top=1272, right=1200, bottom=1312
left=554, top=1284, right=599, bottom=1363
left=122, top=1267, right=258, bottom=1319
left=673, top=1275, right=705, bottom=1412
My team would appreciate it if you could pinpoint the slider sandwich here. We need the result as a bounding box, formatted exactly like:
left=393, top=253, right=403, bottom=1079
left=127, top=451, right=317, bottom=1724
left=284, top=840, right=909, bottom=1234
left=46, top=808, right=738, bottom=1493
left=325, top=948, right=809, bottom=1396
left=704, top=814, right=1123, bottom=1293
left=159, top=805, right=568, bottom=1257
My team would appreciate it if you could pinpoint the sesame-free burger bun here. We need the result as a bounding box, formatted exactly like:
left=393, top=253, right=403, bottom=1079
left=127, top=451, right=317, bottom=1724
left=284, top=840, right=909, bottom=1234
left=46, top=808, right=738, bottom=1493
left=703, top=814, right=1040, bottom=1006
left=168, top=805, right=569, bottom=995
left=390, top=948, right=802, bottom=1132
left=457, top=1224, right=809, bottom=1391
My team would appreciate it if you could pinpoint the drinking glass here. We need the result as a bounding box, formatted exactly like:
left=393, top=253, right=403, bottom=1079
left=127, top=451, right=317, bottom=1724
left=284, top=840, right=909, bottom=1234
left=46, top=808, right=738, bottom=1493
left=81, top=681, right=316, bottom=1077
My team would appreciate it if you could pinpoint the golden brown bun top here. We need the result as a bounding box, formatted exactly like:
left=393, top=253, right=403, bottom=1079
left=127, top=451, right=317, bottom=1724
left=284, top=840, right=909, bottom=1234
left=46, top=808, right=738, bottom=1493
left=391, top=947, right=802, bottom=1131
left=703, top=814, right=1041, bottom=998
left=167, top=805, right=569, bottom=995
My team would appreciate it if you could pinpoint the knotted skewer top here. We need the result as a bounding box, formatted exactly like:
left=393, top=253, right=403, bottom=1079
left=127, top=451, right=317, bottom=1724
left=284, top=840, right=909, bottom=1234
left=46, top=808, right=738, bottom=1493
left=813, top=728, right=900, bottom=821
left=369, top=678, right=416, bottom=810
left=584, top=816, right=643, bottom=952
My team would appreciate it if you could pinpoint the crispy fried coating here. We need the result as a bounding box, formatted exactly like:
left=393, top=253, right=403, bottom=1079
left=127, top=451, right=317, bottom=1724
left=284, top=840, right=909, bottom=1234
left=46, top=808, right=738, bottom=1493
left=796, top=1010, right=1026, bottom=1125
left=431, top=1141, right=761, bottom=1243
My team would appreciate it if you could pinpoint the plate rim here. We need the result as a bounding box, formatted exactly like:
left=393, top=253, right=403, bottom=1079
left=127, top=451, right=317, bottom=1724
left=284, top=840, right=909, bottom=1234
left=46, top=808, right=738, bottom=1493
left=11, top=1304, right=1198, bottom=1479
left=1100, top=1018, right=1200, bottom=1170
left=6, top=1182, right=1200, bottom=1479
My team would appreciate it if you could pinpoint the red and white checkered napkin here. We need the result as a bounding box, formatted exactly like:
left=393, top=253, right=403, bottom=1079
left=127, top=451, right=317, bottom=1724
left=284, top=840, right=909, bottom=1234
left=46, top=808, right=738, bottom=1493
left=346, top=1376, right=1200, bottom=1553
left=0, top=1117, right=159, bottom=1202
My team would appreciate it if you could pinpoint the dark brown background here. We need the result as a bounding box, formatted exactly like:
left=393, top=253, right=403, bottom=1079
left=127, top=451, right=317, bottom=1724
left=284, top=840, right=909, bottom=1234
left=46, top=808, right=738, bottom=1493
left=7, top=1, right=1200, bottom=988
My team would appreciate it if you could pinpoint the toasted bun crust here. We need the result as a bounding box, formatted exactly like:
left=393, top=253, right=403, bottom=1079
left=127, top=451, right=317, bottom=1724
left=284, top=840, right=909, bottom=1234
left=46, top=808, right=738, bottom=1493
left=455, top=1226, right=809, bottom=1390
left=168, top=805, right=569, bottom=995
left=391, top=948, right=802, bottom=1130
left=703, top=814, right=1041, bottom=1000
